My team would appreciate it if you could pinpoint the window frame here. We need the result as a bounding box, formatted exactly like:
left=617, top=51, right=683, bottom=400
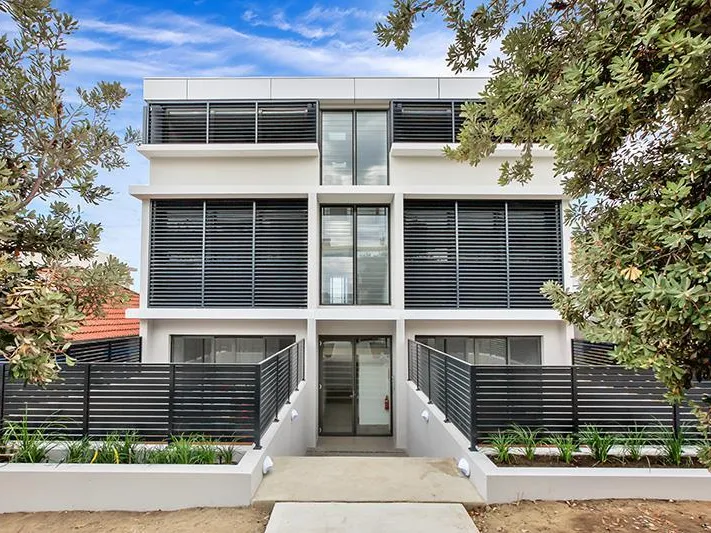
left=320, top=204, right=391, bottom=306
left=414, top=335, right=543, bottom=366
left=319, top=109, right=390, bottom=186
left=170, top=335, right=296, bottom=363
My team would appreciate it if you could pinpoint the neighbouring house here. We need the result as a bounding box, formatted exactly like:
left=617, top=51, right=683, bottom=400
left=128, top=76, right=573, bottom=448
left=65, top=288, right=142, bottom=363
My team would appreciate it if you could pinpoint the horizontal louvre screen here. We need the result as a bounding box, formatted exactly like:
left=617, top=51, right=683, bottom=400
left=508, top=201, right=563, bottom=308
left=147, top=101, right=316, bottom=144
left=149, top=200, right=307, bottom=308
left=404, top=201, right=457, bottom=307
left=393, top=101, right=453, bottom=142
left=209, top=103, right=256, bottom=143
left=204, top=201, right=253, bottom=307
left=149, top=104, right=207, bottom=144
left=257, top=102, right=317, bottom=143
left=458, top=202, right=508, bottom=308
left=254, top=201, right=308, bottom=307
left=149, top=200, right=204, bottom=307
left=404, top=200, right=563, bottom=309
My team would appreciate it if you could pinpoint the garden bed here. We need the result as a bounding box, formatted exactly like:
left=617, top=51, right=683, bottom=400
left=491, top=453, right=705, bottom=468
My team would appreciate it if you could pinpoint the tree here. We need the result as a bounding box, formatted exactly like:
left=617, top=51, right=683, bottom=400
left=377, top=0, right=711, bottom=429
left=0, top=0, right=138, bottom=384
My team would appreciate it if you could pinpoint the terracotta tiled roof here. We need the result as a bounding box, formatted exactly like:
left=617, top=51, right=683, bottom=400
left=70, top=290, right=140, bottom=341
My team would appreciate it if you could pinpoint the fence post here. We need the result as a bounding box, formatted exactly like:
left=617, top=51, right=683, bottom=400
left=274, top=355, right=280, bottom=423
left=571, top=366, right=579, bottom=434
left=286, top=348, right=292, bottom=405
left=427, top=349, right=433, bottom=404
left=254, top=365, right=262, bottom=450
left=82, top=364, right=92, bottom=437
left=168, top=365, right=176, bottom=438
left=295, top=343, right=300, bottom=392
left=0, top=364, right=6, bottom=422
left=443, top=355, right=450, bottom=423
left=415, top=343, right=420, bottom=391
left=672, top=403, right=680, bottom=437
left=139, top=338, right=143, bottom=362
left=469, top=365, right=478, bottom=451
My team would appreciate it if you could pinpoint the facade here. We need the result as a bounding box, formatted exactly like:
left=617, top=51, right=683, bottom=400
left=129, top=76, right=573, bottom=449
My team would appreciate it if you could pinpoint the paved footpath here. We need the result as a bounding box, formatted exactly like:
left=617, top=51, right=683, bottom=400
left=265, top=502, right=480, bottom=533
left=254, top=457, right=483, bottom=505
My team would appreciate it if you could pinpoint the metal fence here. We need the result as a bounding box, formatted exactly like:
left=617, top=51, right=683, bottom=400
left=408, top=339, right=711, bottom=449
left=60, top=336, right=142, bottom=364
left=0, top=339, right=305, bottom=447
left=571, top=339, right=616, bottom=366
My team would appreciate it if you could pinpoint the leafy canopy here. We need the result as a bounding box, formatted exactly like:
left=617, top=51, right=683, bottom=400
left=377, top=1, right=711, bottom=412
left=0, top=0, right=138, bottom=384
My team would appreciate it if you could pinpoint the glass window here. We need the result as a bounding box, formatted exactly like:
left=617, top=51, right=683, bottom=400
left=356, top=112, right=388, bottom=185
left=508, top=337, right=542, bottom=365
left=322, top=206, right=390, bottom=305
left=415, top=336, right=541, bottom=365
left=321, top=110, right=388, bottom=185
left=171, top=336, right=295, bottom=363
left=474, top=338, right=507, bottom=365
left=356, top=207, right=389, bottom=305
left=321, top=207, right=355, bottom=304
left=322, top=113, right=353, bottom=185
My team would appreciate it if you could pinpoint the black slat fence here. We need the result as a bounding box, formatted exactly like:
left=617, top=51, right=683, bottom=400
left=60, top=336, right=142, bottom=364
left=0, top=340, right=305, bottom=446
left=572, top=339, right=617, bottom=366
left=409, top=340, right=711, bottom=449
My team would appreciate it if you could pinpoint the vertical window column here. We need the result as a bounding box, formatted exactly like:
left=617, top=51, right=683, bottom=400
left=321, top=206, right=390, bottom=305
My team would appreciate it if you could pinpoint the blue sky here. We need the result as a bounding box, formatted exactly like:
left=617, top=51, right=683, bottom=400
left=2, top=0, right=499, bottom=289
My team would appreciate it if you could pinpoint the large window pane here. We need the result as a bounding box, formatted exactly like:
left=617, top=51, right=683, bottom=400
left=356, top=112, right=388, bottom=185
left=356, top=207, right=389, bottom=304
left=474, top=338, right=507, bottom=365
left=508, top=337, right=542, bottom=365
left=322, top=113, right=353, bottom=185
left=322, top=207, right=354, bottom=304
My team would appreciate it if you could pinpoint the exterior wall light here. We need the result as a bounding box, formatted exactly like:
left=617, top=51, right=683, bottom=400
left=290, top=409, right=299, bottom=421
left=457, top=458, right=471, bottom=478
left=262, top=456, right=274, bottom=475
left=421, top=409, right=429, bottom=423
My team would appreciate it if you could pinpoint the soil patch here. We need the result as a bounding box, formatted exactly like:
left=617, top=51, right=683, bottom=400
left=472, top=500, right=711, bottom=533
left=493, top=455, right=704, bottom=468
left=0, top=507, right=270, bottom=533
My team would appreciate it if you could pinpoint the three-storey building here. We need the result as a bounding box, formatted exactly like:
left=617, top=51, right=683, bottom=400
left=129, top=76, right=573, bottom=448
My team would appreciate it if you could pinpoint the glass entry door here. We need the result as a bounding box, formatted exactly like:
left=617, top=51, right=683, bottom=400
left=319, top=337, right=392, bottom=436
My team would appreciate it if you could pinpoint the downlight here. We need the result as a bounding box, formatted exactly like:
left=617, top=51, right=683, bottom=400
left=262, top=456, right=274, bottom=475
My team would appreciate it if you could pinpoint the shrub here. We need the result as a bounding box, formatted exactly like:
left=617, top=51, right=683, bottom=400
left=509, top=424, right=541, bottom=461
left=622, top=426, right=647, bottom=462
left=217, top=445, right=235, bottom=465
left=3, top=417, right=53, bottom=463
left=65, top=437, right=93, bottom=463
left=579, top=426, right=617, bottom=463
left=658, top=426, right=686, bottom=466
left=488, top=430, right=515, bottom=464
left=93, top=432, right=139, bottom=464
left=549, top=434, right=577, bottom=464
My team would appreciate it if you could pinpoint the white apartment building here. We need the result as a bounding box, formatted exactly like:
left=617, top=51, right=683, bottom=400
left=128, top=76, right=573, bottom=449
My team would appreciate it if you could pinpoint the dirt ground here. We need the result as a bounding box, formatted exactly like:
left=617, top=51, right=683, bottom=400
left=472, top=500, right=711, bottom=532
left=1, top=500, right=709, bottom=533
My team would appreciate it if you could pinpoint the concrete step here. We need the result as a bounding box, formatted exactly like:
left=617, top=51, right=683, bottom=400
left=253, top=457, right=483, bottom=506
left=265, top=502, right=480, bottom=533
left=306, top=447, right=408, bottom=457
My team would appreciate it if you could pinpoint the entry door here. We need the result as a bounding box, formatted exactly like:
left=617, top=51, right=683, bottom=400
left=319, top=337, right=392, bottom=436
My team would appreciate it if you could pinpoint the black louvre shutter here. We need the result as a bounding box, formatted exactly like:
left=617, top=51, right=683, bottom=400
left=257, top=102, right=317, bottom=143
left=507, top=201, right=563, bottom=308
left=458, top=201, right=508, bottom=308
left=149, top=104, right=207, bottom=144
left=404, top=201, right=457, bottom=308
left=254, top=200, right=308, bottom=307
left=149, top=201, right=204, bottom=307
left=208, top=104, right=256, bottom=143
left=392, top=102, right=454, bottom=143
left=203, top=201, right=253, bottom=307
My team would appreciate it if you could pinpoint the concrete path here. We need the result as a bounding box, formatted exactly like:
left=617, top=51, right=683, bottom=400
left=265, top=502, right=480, bottom=533
left=254, top=457, right=483, bottom=505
